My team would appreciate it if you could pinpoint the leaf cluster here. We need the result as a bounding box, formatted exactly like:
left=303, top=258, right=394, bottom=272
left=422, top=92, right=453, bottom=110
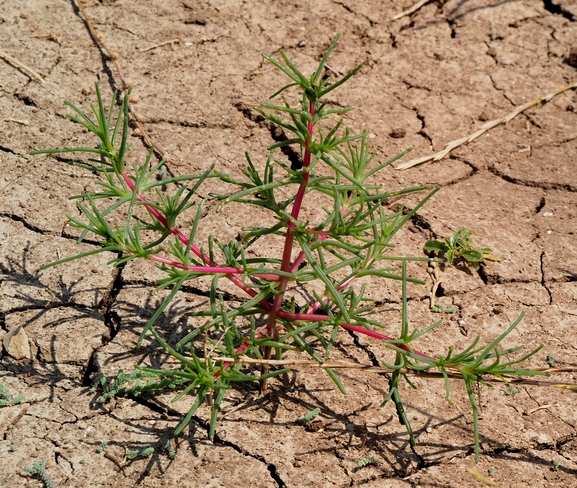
left=357, top=457, right=381, bottom=468
left=25, top=460, right=56, bottom=488
left=90, top=370, right=189, bottom=404
left=424, top=228, right=499, bottom=269
left=0, top=382, right=25, bottom=407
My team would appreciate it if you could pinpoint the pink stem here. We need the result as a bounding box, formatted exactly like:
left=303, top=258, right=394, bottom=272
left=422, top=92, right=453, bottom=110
left=121, top=117, right=433, bottom=377
left=264, top=100, right=316, bottom=340
left=339, top=324, right=431, bottom=359
left=147, top=254, right=281, bottom=280
left=121, top=172, right=272, bottom=309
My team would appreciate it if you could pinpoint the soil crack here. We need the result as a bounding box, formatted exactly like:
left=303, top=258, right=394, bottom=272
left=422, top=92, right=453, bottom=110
left=488, top=165, right=577, bottom=192
left=214, top=433, right=287, bottom=487
left=0, top=212, right=51, bottom=235
left=235, top=101, right=303, bottom=170
left=192, top=415, right=287, bottom=487
left=543, top=0, right=576, bottom=20
left=539, top=251, right=553, bottom=305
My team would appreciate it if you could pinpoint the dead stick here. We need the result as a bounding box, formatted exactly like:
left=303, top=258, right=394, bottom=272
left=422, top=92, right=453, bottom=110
left=141, top=38, right=180, bottom=53
left=211, top=356, right=577, bottom=388
left=396, top=80, right=577, bottom=170
left=392, top=0, right=432, bottom=20
left=0, top=48, right=44, bottom=83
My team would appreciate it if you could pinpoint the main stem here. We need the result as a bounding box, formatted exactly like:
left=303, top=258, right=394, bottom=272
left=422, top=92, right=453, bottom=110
left=261, top=100, right=315, bottom=379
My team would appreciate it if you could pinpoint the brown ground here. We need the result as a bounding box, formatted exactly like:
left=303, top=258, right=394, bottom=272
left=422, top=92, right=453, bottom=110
left=1, top=0, right=577, bottom=486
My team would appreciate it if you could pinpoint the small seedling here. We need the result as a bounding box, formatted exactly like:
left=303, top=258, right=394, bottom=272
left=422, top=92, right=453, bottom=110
left=9, top=445, right=17, bottom=452
left=488, top=466, right=496, bottom=475
left=90, top=369, right=188, bottom=404
left=424, top=228, right=499, bottom=270
left=96, top=441, right=108, bottom=453
left=505, top=384, right=521, bottom=396
left=547, top=353, right=556, bottom=367
left=0, top=382, right=25, bottom=407
left=296, top=407, right=321, bottom=427
left=25, top=459, right=56, bottom=488
left=163, top=439, right=176, bottom=460
left=357, top=457, right=381, bottom=468
left=124, top=446, right=154, bottom=460
left=551, top=460, right=560, bottom=471
left=431, top=302, right=456, bottom=314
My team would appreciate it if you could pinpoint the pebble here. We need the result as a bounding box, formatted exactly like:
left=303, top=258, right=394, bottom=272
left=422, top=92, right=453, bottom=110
left=3, top=326, right=31, bottom=360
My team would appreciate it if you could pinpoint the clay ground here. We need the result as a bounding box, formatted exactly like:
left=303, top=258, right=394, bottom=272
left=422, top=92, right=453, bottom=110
left=1, top=0, right=577, bottom=486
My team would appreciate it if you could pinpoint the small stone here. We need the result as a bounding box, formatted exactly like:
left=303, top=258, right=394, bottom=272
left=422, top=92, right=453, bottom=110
left=81, top=85, right=91, bottom=96
left=3, top=326, right=32, bottom=360
left=298, top=40, right=306, bottom=48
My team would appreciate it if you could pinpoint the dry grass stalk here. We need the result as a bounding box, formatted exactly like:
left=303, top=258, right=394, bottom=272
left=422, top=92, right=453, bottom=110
left=212, top=356, right=577, bottom=388
left=141, top=38, right=181, bottom=52
left=392, top=0, right=433, bottom=20
left=396, top=80, right=577, bottom=170
left=2, top=117, right=29, bottom=125
left=467, top=467, right=509, bottom=488
left=0, top=48, right=45, bottom=84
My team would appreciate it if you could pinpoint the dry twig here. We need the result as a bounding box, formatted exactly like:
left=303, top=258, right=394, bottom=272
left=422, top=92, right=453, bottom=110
left=392, top=0, right=433, bottom=20
left=212, top=356, right=577, bottom=389
left=141, top=38, right=181, bottom=52
left=467, top=467, right=509, bottom=488
left=2, top=117, right=29, bottom=125
left=0, top=48, right=44, bottom=83
left=523, top=403, right=559, bottom=415
left=396, top=81, right=577, bottom=170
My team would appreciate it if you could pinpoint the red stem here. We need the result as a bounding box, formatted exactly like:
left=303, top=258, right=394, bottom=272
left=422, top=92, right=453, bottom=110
left=264, top=100, right=316, bottom=340
left=121, top=107, right=433, bottom=377
left=121, top=172, right=272, bottom=310
left=147, top=254, right=281, bottom=280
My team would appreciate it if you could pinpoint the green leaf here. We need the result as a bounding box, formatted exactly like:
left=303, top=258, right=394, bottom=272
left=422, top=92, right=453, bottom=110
left=460, top=249, right=484, bottom=262
left=424, top=240, right=449, bottom=252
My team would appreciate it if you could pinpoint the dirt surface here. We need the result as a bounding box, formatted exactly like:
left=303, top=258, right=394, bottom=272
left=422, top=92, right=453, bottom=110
left=1, top=0, right=577, bottom=486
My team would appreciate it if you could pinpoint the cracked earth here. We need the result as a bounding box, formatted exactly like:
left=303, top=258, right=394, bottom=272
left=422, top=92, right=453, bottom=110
left=1, top=0, right=577, bottom=486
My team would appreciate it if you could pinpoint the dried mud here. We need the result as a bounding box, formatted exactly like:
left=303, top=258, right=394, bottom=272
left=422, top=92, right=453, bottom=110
left=1, top=1, right=576, bottom=487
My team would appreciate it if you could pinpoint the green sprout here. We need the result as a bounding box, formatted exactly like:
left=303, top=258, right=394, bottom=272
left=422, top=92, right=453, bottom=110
left=0, top=383, right=25, bottom=407
left=125, top=446, right=154, bottom=460
left=424, top=228, right=500, bottom=270
left=96, top=441, right=108, bottom=453
left=431, top=302, right=456, bottom=314
left=25, top=459, right=56, bottom=488
left=163, top=439, right=176, bottom=460
left=505, top=384, right=521, bottom=396
left=357, top=457, right=381, bottom=468
left=296, top=407, right=321, bottom=426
